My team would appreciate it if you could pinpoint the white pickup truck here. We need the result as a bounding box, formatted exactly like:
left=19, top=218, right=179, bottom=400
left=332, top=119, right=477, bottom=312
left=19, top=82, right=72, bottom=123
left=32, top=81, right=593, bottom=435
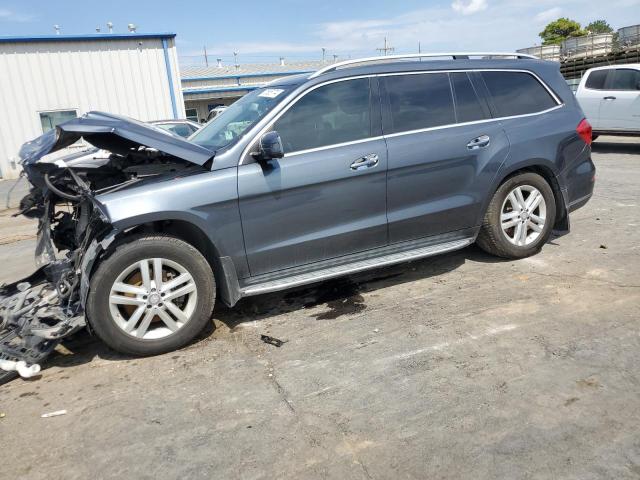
left=575, top=64, right=640, bottom=139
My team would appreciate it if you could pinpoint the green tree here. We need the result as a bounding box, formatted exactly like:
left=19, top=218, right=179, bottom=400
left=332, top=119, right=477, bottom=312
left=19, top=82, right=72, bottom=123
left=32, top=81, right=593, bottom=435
left=539, top=18, right=586, bottom=45
left=585, top=20, right=613, bottom=34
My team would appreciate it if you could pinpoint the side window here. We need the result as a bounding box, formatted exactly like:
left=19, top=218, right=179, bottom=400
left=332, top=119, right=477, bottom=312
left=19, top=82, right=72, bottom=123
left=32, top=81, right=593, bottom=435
left=609, top=69, right=640, bottom=91
left=481, top=71, right=558, bottom=118
left=274, top=78, right=371, bottom=154
left=450, top=72, right=487, bottom=123
left=39, top=109, right=77, bottom=133
left=382, top=73, right=455, bottom=133
left=585, top=70, right=609, bottom=90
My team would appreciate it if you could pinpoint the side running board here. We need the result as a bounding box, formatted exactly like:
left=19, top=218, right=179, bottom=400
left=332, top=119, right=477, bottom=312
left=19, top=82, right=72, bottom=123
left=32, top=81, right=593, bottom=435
left=240, top=237, right=474, bottom=297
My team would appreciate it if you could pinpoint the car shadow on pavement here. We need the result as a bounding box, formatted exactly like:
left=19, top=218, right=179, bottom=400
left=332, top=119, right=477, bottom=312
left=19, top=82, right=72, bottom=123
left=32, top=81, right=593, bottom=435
left=214, top=244, right=503, bottom=329
left=40, top=244, right=503, bottom=373
left=591, top=141, right=640, bottom=155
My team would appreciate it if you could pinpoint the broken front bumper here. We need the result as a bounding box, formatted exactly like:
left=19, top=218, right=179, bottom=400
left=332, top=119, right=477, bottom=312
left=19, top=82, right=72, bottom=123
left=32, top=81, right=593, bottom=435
left=0, top=261, right=85, bottom=369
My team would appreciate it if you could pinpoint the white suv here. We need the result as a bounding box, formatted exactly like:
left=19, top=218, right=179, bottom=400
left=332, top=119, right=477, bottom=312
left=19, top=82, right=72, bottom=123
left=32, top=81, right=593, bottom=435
left=576, top=65, right=640, bottom=139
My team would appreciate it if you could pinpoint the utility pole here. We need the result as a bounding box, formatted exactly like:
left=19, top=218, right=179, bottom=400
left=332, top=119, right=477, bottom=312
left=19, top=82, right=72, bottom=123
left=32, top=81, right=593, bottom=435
left=332, top=54, right=338, bottom=62
left=203, top=46, right=208, bottom=67
left=322, top=47, right=326, bottom=63
left=376, top=37, right=395, bottom=56
left=418, top=41, right=421, bottom=53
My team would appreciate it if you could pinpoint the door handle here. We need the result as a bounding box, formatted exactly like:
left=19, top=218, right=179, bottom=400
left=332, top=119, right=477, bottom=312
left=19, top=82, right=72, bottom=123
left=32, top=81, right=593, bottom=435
left=603, top=96, right=616, bottom=100
left=350, top=153, right=379, bottom=171
left=467, top=135, right=490, bottom=150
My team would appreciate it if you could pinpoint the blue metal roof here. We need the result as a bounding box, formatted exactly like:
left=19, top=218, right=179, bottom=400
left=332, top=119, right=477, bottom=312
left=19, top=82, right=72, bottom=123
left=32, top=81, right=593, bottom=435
left=182, top=85, right=260, bottom=96
left=182, top=70, right=314, bottom=82
left=0, top=32, right=176, bottom=43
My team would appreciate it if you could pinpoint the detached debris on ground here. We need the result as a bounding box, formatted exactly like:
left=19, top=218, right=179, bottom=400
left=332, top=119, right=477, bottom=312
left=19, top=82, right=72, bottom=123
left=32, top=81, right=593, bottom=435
left=260, top=334, right=287, bottom=347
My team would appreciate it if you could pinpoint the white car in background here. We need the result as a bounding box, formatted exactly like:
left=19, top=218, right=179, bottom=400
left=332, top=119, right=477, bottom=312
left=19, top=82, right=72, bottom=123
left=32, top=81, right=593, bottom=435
left=576, top=64, right=640, bottom=140
left=206, top=106, right=227, bottom=122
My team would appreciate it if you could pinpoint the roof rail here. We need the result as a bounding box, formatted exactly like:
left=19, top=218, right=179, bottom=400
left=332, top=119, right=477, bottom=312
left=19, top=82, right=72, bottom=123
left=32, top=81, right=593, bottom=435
left=308, top=52, right=538, bottom=79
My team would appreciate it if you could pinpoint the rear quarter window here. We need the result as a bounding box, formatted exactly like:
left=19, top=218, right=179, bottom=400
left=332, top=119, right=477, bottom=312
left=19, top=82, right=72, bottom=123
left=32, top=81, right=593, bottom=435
left=481, top=71, right=558, bottom=118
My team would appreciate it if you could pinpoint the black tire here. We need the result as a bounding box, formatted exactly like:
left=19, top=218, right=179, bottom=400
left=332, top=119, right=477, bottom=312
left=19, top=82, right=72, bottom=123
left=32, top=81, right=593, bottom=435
left=86, top=234, right=215, bottom=357
left=0, top=369, right=18, bottom=386
left=477, top=172, right=556, bottom=259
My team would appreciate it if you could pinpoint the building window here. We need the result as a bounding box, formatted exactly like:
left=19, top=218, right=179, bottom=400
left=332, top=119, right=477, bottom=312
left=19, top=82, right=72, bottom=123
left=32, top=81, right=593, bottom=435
left=39, top=110, right=77, bottom=133
left=185, top=108, right=199, bottom=122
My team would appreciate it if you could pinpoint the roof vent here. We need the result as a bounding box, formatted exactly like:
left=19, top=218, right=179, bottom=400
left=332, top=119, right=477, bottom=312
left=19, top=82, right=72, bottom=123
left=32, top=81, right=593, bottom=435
left=217, top=58, right=223, bottom=68
left=53, top=25, right=61, bottom=35
left=128, top=23, right=137, bottom=33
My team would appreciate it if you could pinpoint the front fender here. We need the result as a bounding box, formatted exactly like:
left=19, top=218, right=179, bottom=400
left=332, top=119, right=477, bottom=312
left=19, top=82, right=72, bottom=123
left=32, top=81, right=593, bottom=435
left=96, top=168, right=249, bottom=279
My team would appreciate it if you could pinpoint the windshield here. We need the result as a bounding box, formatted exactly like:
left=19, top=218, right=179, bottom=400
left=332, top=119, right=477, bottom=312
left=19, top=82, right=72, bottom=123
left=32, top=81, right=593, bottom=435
left=190, top=86, right=291, bottom=150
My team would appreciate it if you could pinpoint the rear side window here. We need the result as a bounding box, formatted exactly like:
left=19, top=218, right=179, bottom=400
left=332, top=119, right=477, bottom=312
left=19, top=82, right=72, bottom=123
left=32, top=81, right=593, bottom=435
left=382, top=73, right=455, bottom=133
left=274, top=78, right=371, bottom=153
left=450, top=72, right=487, bottom=123
left=609, top=69, right=640, bottom=91
left=585, top=70, right=608, bottom=90
left=481, top=71, right=558, bottom=118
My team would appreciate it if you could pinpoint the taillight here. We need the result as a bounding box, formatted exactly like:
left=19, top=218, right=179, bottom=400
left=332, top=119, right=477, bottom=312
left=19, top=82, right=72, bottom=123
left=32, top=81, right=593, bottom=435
left=577, top=118, right=592, bottom=146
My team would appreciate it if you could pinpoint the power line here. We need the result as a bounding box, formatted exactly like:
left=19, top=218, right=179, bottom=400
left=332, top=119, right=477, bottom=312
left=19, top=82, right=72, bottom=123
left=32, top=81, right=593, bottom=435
left=376, top=37, right=395, bottom=56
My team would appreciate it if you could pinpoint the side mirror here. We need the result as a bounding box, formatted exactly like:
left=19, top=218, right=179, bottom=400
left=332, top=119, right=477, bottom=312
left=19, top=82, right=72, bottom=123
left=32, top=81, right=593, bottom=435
left=254, top=131, right=284, bottom=161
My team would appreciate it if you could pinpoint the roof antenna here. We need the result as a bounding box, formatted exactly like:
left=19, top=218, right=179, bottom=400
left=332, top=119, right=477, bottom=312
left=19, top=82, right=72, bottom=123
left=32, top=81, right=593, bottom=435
left=107, top=22, right=113, bottom=33
left=53, top=25, right=61, bottom=35
left=96, top=26, right=101, bottom=33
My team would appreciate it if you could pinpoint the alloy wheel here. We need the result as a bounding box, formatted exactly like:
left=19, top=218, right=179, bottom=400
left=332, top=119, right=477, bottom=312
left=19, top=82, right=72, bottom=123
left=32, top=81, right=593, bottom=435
left=108, top=258, right=198, bottom=340
left=500, top=185, right=547, bottom=247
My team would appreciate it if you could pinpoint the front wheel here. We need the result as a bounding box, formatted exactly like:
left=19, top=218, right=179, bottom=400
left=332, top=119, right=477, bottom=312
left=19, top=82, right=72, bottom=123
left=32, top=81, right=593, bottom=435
left=87, top=235, right=216, bottom=356
left=477, top=172, right=556, bottom=259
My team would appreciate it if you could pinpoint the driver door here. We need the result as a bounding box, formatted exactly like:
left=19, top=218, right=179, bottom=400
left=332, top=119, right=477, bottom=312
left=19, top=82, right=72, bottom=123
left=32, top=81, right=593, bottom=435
left=237, top=77, right=389, bottom=276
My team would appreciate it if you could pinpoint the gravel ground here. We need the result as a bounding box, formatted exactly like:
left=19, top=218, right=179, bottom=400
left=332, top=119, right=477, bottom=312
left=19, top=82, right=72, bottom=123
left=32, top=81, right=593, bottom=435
left=0, top=137, right=639, bottom=480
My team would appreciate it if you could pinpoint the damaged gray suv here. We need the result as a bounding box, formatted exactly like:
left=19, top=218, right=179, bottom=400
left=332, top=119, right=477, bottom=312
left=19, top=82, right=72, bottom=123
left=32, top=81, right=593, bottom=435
left=0, top=53, right=595, bottom=371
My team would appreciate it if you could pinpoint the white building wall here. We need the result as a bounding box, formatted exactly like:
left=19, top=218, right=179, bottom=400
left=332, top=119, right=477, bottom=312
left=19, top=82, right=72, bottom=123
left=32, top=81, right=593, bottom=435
left=0, top=36, right=184, bottom=179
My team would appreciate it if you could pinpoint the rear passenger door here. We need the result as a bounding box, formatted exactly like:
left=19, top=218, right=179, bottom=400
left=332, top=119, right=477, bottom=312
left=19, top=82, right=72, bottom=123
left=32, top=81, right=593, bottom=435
left=381, top=71, right=510, bottom=244
left=598, top=68, right=640, bottom=130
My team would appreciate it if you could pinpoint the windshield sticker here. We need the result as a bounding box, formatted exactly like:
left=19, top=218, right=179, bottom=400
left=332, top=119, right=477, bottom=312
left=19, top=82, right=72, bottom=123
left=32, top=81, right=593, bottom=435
left=259, top=88, right=284, bottom=99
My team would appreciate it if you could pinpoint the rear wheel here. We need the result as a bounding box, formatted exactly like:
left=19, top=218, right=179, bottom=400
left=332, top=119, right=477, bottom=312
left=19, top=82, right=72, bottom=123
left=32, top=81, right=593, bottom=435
left=477, top=172, right=556, bottom=259
left=87, top=235, right=215, bottom=356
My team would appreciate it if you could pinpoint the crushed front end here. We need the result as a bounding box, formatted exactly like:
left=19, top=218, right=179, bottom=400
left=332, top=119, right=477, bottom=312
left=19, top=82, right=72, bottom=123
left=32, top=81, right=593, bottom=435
left=0, top=111, right=214, bottom=377
left=0, top=165, right=114, bottom=373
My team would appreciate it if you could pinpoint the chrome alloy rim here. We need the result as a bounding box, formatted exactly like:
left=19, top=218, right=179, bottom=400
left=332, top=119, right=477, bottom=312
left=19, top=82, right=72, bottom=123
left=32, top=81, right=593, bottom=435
left=500, top=185, right=547, bottom=247
left=108, top=258, right=198, bottom=340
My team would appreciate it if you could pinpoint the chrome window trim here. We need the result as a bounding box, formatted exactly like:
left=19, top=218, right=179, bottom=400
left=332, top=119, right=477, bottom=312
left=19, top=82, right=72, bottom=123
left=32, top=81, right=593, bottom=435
left=239, top=69, right=563, bottom=164
left=284, top=135, right=385, bottom=158
left=384, top=105, right=564, bottom=140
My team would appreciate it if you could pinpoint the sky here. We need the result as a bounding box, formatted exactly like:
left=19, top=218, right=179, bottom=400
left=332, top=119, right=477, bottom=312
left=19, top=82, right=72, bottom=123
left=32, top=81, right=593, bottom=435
left=1, top=0, right=639, bottom=64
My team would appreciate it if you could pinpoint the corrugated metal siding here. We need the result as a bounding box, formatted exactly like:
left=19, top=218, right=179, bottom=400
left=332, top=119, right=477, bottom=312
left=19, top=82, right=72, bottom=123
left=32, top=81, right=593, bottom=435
left=0, top=37, right=184, bottom=178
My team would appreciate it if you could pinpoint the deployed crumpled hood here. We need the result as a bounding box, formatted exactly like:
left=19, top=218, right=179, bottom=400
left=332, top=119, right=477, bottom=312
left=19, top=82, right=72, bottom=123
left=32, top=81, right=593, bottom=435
left=19, top=111, right=215, bottom=166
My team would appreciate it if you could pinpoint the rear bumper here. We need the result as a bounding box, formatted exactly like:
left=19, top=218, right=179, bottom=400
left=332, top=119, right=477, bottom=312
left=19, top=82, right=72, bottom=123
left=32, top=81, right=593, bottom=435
left=562, top=146, right=596, bottom=212
left=568, top=192, right=593, bottom=213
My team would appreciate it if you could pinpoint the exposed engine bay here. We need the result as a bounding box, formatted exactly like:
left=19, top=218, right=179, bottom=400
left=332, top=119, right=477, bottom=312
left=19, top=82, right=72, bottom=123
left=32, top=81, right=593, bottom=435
left=0, top=112, right=213, bottom=378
